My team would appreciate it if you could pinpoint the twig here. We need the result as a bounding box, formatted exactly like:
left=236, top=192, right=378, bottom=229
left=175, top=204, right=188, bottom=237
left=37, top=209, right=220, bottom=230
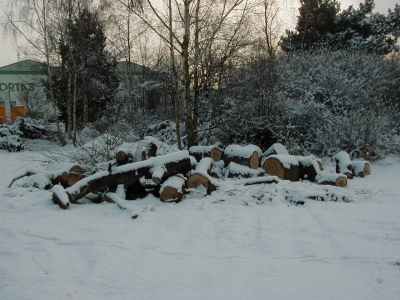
left=32, top=256, right=48, bottom=275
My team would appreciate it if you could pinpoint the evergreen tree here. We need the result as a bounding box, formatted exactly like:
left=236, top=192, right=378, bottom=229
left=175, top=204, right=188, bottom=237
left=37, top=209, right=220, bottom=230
left=49, top=7, right=119, bottom=130
left=280, top=0, right=399, bottom=54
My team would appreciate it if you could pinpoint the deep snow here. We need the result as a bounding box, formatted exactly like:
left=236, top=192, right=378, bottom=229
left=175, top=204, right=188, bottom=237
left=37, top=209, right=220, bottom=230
left=0, top=139, right=399, bottom=300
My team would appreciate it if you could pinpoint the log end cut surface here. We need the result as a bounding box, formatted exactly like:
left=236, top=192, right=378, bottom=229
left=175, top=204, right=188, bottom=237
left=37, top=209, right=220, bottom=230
left=336, top=176, right=348, bottom=187
left=210, top=147, right=222, bottom=162
left=160, top=187, right=183, bottom=202
left=187, top=173, right=210, bottom=194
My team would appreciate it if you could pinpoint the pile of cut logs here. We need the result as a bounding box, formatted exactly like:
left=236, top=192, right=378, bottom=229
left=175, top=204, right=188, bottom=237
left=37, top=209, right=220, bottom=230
left=12, top=138, right=370, bottom=209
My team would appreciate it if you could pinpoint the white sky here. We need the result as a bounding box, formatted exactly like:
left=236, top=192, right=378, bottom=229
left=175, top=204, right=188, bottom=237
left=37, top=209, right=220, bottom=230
left=0, top=0, right=398, bottom=67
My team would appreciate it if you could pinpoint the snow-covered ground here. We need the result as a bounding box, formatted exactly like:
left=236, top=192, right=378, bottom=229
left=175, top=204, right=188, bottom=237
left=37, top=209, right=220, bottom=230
left=0, top=139, right=399, bottom=300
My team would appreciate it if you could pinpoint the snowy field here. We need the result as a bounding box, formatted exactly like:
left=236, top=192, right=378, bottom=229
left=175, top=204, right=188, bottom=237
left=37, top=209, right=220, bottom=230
left=0, top=139, right=399, bottom=300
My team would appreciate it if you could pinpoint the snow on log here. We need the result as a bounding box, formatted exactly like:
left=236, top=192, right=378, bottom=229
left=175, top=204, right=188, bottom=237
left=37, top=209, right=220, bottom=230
left=67, top=165, right=85, bottom=187
left=188, top=145, right=223, bottom=162
left=262, top=154, right=300, bottom=181
left=115, top=142, right=136, bottom=166
left=352, top=161, right=371, bottom=177
left=261, top=143, right=289, bottom=159
left=52, top=185, right=70, bottom=209
left=187, top=157, right=217, bottom=195
left=335, top=151, right=353, bottom=179
left=226, top=162, right=264, bottom=178
left=316, top=173, right=347, bottom=187
left=8, top=167, right=74, bottom=188
left=160, top=175, right=186, bottom=202
left=295, top=155, right=322, bottom=182
left=52, top=151, right=192, bottom=205
left=133, top=139, right=158, bottom=161
left=223, top=145, right=259, bottom=169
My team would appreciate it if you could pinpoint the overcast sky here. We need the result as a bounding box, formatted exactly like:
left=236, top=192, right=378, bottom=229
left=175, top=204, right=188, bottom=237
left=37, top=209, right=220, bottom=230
left=0, top=0, right=398, bottom=67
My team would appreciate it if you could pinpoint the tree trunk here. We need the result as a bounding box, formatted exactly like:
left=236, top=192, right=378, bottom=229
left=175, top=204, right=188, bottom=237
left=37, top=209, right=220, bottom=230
left=262, top=155, right=300, bottom=181
left=223, top=145, right=260, bottom=169
left=52, top=151, right=192, bottom=208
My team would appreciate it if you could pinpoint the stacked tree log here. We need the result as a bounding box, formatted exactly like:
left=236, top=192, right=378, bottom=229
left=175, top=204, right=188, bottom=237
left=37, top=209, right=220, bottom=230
left=189, top=145, right=223, bottom=162
left=295, top=155, right=323, bottom=182
left=160, top=175, right=186, bottom=202
left=262, top=154, right=300, bottom=181
left=223, top=145, right=260, bottom=169
left=186, top=157, right=217, bottom=195
left=335, top=151, right=354, bottom=179
left=351, top=161, right=371, bottom=177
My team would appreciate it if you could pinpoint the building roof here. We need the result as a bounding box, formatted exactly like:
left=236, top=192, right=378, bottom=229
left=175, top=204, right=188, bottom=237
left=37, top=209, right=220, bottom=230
left=0, top=59, right=44, bottom=75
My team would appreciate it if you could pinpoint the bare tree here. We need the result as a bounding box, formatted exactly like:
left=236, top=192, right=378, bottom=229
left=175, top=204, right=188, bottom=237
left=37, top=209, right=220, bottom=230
left=2, top=0, right=66, bottom=145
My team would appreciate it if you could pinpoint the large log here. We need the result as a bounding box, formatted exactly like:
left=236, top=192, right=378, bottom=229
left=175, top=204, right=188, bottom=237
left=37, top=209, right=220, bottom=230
left=186, top=157, right=217, bottom=195
left=52, top=151, right=192, bottom=208
left=352, top=161, right=371, bottom=177
left=261, top=143, right=289, bottom=160
left=8, top=165, right=84, bottom=189
left=262, top=154, right=300, bottom=181
left=225, top=162, right=265, bottom=178
left=189, top=146, right=223, bottom=162
left=316, top=173, right=347, bottom=187
left=335, top=151, right=353, bottom=179
left=295, top=155, right=322, bottom=182
left=115, top=143, right=136, bottom=166
left=223, top=145, right=259, bottom=169
left=67, top=165, right=85, bottom=187
left=160, top=175, right=186, bottom=202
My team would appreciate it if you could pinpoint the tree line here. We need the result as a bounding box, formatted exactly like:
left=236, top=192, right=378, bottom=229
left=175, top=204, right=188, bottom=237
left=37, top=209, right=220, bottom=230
left=2, top=0, right=399, bottom=157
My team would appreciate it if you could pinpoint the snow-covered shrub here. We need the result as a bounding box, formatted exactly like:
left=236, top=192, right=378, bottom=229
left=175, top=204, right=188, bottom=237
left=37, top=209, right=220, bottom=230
left=273, top=50, right=399, bottom=158
left=0, top=125, right=27, bottom=152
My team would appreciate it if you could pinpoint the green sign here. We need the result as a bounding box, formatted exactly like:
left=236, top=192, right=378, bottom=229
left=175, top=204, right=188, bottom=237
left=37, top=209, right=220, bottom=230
left=0, top=83, right=35, bottom=92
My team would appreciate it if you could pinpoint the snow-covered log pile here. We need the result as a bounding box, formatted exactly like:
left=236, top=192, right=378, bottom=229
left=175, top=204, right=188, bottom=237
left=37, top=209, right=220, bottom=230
left=52, top=151, right=193, bottom=209
left=8, top=137, right=373, bottom=209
